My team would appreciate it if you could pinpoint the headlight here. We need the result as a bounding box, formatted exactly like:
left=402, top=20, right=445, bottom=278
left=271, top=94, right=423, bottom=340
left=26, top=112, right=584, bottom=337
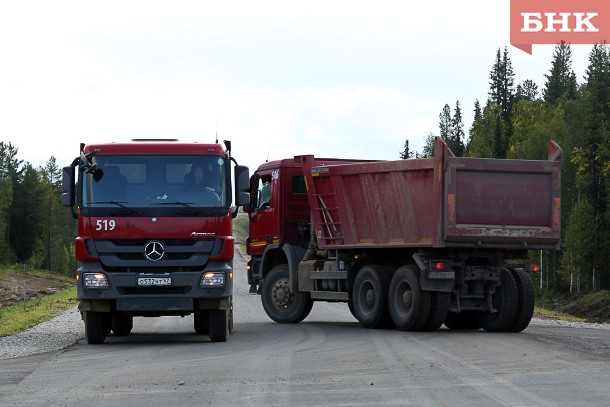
left=200, top=271, right=225, bottom=287
left=83, top=272, right=109, bottom=288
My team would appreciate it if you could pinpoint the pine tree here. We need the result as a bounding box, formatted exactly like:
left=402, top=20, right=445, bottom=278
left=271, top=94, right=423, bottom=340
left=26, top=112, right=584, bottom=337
left=467, top=101, right=503, bottom=158
left=516, top=80, right=539, bottom=102
left=439, top=104, right=452, bottom=142
left=9, top=163, right=46, bottom=263
left=569, top=44, right=610, bottom=290
left=466, top=99, right=482, bottom=154
left=451, top=100, right=465, bottom=156
left=488, top=47, right=515, bottom=158
left=543, top=41, right=578, bottom=106
left=418, top=133, right=436, bottom=158
left=0, top=143, right=21, bottom=264
left=399, top=140, right=414, bottom=159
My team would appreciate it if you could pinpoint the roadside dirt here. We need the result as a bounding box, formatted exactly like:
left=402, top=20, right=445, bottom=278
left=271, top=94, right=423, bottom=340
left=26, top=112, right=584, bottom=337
left=0, top=272, right=73, bottom=308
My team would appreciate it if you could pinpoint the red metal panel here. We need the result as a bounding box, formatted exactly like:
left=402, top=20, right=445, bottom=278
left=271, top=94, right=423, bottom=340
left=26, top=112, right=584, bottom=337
left=84, top=141, right=226, bottom=156
left=303, top=157, right=440, bottom=249
left=443, top=143, right=562, bottom=249
left=302, top=137, right=562, bottom=251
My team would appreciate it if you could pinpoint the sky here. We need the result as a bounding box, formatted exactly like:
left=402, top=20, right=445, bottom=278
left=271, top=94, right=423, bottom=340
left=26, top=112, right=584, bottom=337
left=0, top=1, right=594, bottom=173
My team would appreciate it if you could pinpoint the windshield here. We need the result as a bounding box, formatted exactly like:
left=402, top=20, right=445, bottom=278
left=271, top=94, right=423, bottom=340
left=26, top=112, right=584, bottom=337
left=81, top=155, right=228, bottom=209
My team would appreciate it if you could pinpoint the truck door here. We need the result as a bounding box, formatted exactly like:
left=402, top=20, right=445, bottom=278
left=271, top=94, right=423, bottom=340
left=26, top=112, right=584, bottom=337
left=248, top=169, right=279, bottom=256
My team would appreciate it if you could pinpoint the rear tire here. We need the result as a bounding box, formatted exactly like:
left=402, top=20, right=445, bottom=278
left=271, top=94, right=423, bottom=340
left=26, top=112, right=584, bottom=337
left=111, top=315, right=133, bottom=336
left=84, top=311, right=108, bottom=344
left=508, top=268, right=535, bottom=333
left=421, top=292, right=450, bottom=331
left=194, top=310, right=210, bottom=335
left=444, top=311, right=481, bottom=330
left=261, top=264, right=313, bottom=323
left=388, top=266, right=431, bottom=331
left=208, top=309, right=228, bottom=342
left=352, top=265, right=392, bottom=329
left=480, top=268, right=518, bottom=332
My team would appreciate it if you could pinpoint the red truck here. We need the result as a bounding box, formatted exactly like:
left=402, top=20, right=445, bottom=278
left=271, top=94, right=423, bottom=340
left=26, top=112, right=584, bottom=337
left=62, top=139, right=249, bottom=343
left=245, top=137, right=562, bottom=332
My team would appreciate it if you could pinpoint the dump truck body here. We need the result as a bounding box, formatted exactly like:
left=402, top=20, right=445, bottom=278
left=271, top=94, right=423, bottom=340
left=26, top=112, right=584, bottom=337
left=246, top=137, right=561, bottom=332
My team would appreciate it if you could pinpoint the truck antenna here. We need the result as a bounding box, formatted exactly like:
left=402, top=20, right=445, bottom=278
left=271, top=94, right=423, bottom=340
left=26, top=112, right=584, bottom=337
left=215, top=117, right=218, bottom=143
left=266, top=140, right=272, bottom=163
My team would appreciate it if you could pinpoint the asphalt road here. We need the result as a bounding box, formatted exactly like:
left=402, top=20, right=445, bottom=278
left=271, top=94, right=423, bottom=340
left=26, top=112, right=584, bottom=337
left=1, top=250, right=610, bottom=406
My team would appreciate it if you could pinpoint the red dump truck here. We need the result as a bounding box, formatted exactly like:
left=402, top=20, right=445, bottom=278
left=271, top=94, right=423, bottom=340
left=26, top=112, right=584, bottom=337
left=245, top=137, right=562, bottom=332
left=62, top=139, right=250, bottom=343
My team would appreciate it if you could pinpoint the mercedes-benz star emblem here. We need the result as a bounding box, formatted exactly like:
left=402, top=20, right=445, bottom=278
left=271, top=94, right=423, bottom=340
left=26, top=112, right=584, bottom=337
left=144, top=241, right=165, bottom=262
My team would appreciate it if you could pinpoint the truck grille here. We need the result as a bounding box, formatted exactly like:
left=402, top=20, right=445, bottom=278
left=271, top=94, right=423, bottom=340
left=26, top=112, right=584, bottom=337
left=89, top=238, right=222, bottom=273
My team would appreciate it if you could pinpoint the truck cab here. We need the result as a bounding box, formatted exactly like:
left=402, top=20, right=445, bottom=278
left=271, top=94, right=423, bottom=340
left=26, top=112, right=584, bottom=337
left=63, top=139, right=249, bottom=343
left=246, top=159, right=311, bottom=286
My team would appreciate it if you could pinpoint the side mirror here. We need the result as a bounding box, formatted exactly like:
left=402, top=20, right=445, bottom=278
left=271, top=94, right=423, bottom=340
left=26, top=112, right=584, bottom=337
left=61, top=166, right=75, bottom=208
left=61, top=166, right=77, bottom=219
left=234, top=165, right=250, bottom=206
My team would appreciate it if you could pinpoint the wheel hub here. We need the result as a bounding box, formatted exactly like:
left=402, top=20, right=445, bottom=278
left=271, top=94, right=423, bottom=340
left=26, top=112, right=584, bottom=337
left=402, top=290, right=412, bottom=307
left=365, top=289, right=375, bottom=306
left=273, top=281, right=291, bottom=307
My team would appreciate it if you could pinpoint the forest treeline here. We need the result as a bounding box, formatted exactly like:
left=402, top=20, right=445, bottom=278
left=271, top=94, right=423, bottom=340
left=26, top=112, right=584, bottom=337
left=0, top=151, right=76, bottom=275
left=400, top=43, right=610, bottom=294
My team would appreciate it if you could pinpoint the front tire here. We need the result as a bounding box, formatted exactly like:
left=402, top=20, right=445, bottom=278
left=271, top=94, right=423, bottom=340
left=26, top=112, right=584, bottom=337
left=84, top=311, right=109, bottom=344
left=352, top=265, right=392, bottom=329
left=194, top=310, right=210, bottom=335
left=262, top=264, right=313, bottom=323
left=111, top=315, right=133, bottom=336
left=208, top=309, right=228, bottom=342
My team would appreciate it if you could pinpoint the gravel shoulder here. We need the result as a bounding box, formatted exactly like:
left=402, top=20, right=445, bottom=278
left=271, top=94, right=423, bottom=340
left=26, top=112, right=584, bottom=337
left=0, top=306, right=83, bottom=360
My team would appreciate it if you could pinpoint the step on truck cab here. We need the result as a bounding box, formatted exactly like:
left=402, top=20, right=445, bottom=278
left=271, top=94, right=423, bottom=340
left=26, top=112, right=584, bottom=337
left=246, top=137, right=562, bottom=332
left=62, top=139, right=249, bottom=343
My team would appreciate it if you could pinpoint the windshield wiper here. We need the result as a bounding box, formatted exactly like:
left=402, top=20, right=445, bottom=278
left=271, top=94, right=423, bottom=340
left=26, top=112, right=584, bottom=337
left=88, top=201, right=144, bottom=216
left=157, top=201, right=195, bottom=208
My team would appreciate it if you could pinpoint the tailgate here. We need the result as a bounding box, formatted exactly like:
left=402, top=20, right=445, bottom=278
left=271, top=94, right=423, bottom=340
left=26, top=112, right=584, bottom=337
left=444, top=153, right=561, bottom=249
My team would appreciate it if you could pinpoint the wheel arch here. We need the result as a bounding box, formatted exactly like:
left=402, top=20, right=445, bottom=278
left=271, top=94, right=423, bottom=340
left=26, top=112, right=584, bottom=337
left=261, top=243, right=306, bottom=293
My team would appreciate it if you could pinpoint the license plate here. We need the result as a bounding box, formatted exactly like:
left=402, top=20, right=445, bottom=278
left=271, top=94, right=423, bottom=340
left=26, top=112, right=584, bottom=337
left=429, top=271, right=455, bottom=279
left=137, top=277, right=172, bottom=286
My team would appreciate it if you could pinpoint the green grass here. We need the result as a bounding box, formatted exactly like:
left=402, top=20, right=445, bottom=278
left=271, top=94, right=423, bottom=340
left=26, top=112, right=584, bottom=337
left=533, top=306, right=587, bottom=322
left=0, top=266, right=74, bottom=283
left=0, top=286, right=78, bottom=337
left=534, top=289, right=610, bottom=323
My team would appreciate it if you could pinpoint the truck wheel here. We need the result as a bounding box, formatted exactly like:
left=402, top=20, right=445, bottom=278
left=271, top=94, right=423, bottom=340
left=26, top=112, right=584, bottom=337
left=353, top=265, right=392, bottom=329
left=421, top=291, right=450, bottom=331
left=508, top=268, right=535, bottom=332
left=261, top=264, right=313, bottom=323
left=111, top=315, right=133, bottom=336
left=208, top=309, right=228, bottom=342
left=480, top=268, right=518, bottom=332
left=84, top=311, right=108, bottom=344
left=444, top=311, right=481, bottom=330
left=388, top=266, right=431, bottom=331
left=229, top=306, right=234, bottom=335
left=194, top=310, right=210, bottom=335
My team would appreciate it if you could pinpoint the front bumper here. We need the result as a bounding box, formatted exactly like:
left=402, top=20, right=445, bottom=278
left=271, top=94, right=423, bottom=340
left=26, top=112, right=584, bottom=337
left=76, top=261, right=232, bottom=313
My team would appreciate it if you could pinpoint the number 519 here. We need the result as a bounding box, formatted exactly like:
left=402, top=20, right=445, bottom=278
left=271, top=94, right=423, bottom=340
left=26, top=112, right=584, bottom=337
left=96, top=219, right=116, bottom=231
